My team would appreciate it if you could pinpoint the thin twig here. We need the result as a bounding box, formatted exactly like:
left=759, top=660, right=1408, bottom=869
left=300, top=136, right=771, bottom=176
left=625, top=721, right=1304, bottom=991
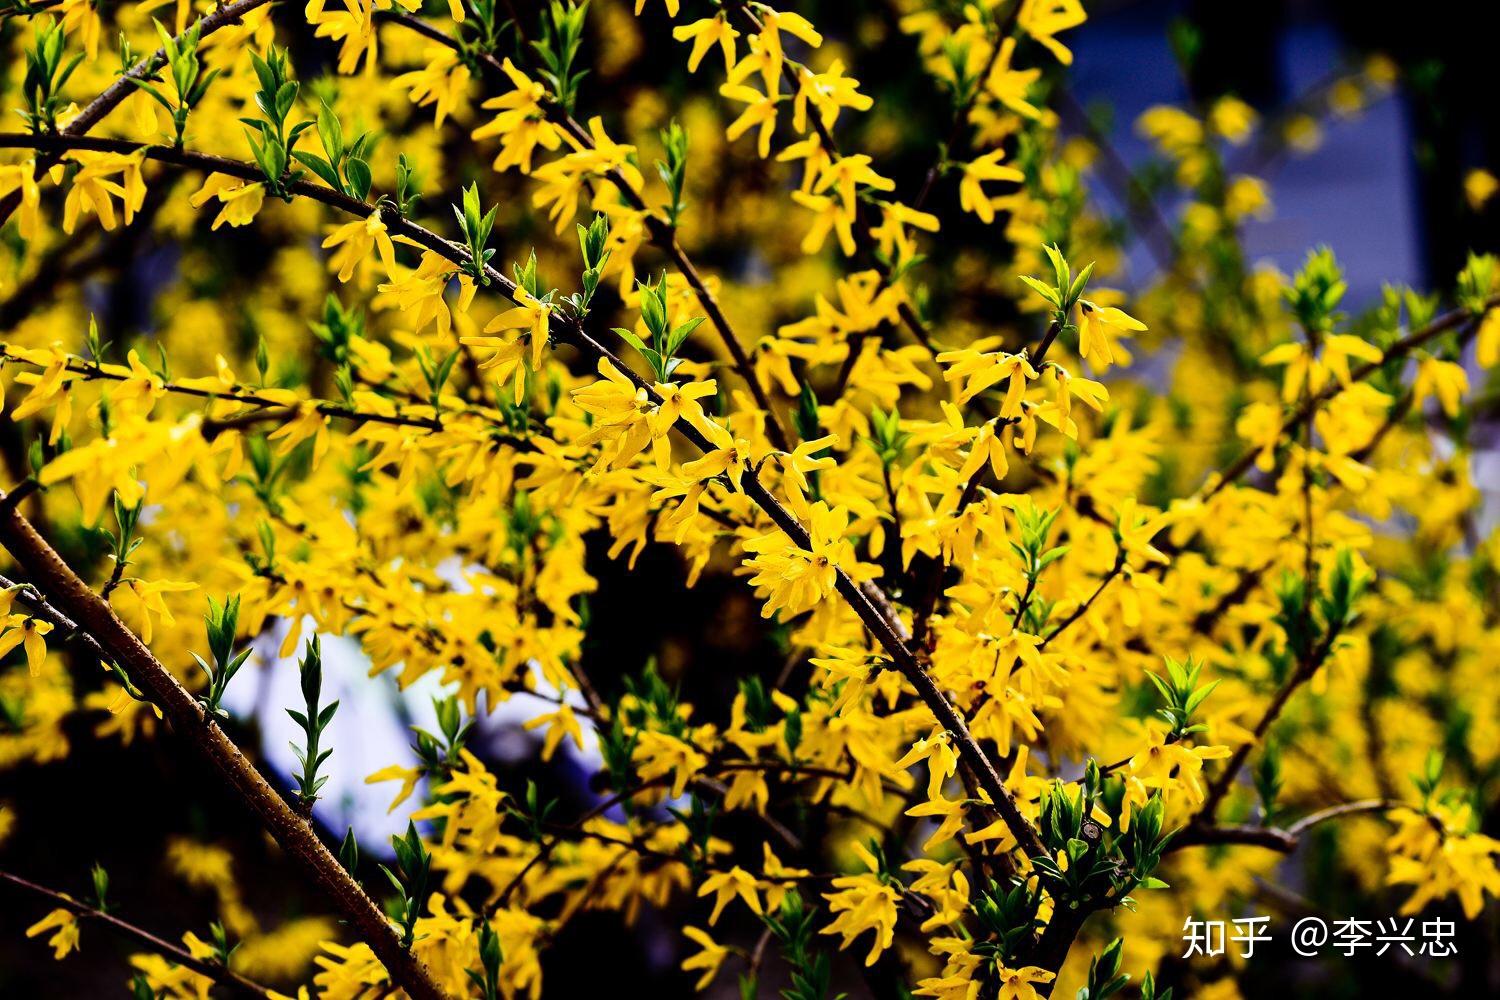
left=0, top=869, right=274, bottom=1000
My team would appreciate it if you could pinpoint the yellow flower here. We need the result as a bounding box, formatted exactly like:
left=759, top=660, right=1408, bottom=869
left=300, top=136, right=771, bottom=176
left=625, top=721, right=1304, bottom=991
left=679, top=926, right=728, bottom=990
left=1077, top=299, right=1146, bottom=370
left=0, top=164, right=43, bottom=239
left=814, top=154, right=894, bottom=220
left=793, top=60, right=872, bottom=133
left=937, top=348, right=1038, bottom=414
left=633, top=0, right=680, bottom=16
left=820, top=842, right=897, bottom=966
left=1047, top=364, right=1108, bottom=437
left=697, top=866, right=762, bottom=924
left=521, top=704, right=584, bottom=760
left=486, top=291, right=554, bottom=372
left=0, top=616, right=53, bottom=675
left=306, top=0, right=380, bottom=75
left=995, top=965, right=1055, bottom=1000
left=1018, top=0, right=1087, bottom=65
left=393, top=47, right=473, bottom=127
left=720, top=82, right=780, bottom=158
left=1413, top=355, right=1468, bottom=417
left=365, top=763, right=423, bottom=812
left=790, top=189, right=857, bottom=256
left=985, top=37, right=1043, bottom=119
left=57, top=0, right=102, bottom=59
left=1209, top=96, right=1259, bottom=144
left=1127, top=729, right=1230, bottom=804
left=471, top=59, right=564, bottom=174
left=267, top=402, right=331, bottom=467
left=26, top=907, right=79, bottom=960
left=189, top=173, right=266, bottom=231
left=377, top=246, right=477, bottom=338
left=680, top=418, right=748, bottom=485
left=673, top=15, right=738, bottom=73
left=756, top=9, right=823, bottom=89
left=743, top=501, right=869, bottom=619
left=1386, top=801, right=1500, bottom=919
left=572, top=357, right=658, bottom=471
left=114, top=578, right=197, bottom=645
left=60, top=151, right=147, bottom=233
left=895, top=728, right=959, bottom=800
left=1465, top=169, right=1498, bottom=211
left=958, top=148, right=1025, bottom=224
left=322, top=211, right=397, bottom=284
left=632, top=729, right=708, bottom=797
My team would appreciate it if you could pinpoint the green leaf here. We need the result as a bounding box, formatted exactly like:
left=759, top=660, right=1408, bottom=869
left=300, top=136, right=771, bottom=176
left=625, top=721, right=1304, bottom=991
left=1018, top=274, right=1062, bottom=308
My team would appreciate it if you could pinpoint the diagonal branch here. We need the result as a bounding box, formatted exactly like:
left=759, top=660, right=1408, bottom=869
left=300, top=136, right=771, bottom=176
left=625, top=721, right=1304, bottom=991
left=0, top=493, right=450, bottom=1000
left=0, top=868, right=275, bottom=1000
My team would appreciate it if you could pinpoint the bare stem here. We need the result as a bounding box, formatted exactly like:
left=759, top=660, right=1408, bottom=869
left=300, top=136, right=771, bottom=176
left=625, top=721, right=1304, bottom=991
left=0, top=868, right=274, bottom=1000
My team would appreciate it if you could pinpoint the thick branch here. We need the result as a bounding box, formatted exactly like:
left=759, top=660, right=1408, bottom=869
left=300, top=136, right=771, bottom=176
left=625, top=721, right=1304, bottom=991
left=0, top=497, right=450, bottom=1000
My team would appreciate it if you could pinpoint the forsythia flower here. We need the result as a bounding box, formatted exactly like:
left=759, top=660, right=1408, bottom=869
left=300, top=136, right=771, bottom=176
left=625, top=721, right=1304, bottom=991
left=394, top=47, right=473, bottom=127
left=673, top=15, right=738, bottom=73
left=1018, top=0, right=1087, bottom=65
left=1412, top=355, right=1468, bottom=417
left=471, top=60, right=563, bottom=173
left=697, top=867, right=762, bottom=924
left=679, top=926, right=728, bottom=990
left=1077, top=299, right=1147, bottom=369
left=25, top=908, right=79, bottom=960
left=0, top=164, right=43, bottom=239
left=719, top=83, right=779, bottom=158
left=938, top=347, right=1039, bottom=414
left=322, top=211, right=397, bottom=284
left=756, top=9, right=822, bottom=88
left=995, top=966, right=1056, bottom=1000
left=189, top=173, right=266, bottom=230
left=958, top=148, right=1025, bottom=224
left=60, top=152, right=147, bottom=233
left=632, top=729, right=709, bottom=797
left=0, top=616, right=53, bottom=675
left=743, top=501, right=869, bottom=618
left=820, top=842, right=898, bottom=966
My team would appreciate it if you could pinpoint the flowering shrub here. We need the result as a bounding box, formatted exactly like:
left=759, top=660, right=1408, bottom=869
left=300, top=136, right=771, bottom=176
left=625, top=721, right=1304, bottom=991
left=0, top=1, right=1497, bottom=998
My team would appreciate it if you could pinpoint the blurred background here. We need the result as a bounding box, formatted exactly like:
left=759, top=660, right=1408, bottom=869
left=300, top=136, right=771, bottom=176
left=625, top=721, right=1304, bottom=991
left=0, top=0, right=1496, bottom=996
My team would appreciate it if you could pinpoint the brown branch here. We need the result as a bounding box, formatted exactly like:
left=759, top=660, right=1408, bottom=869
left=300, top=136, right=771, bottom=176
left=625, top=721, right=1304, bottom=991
left=0, top=496, right=450, bottom=1000
left=1193, top=626, right=1341, bottom=824
left=1167, top=823, right=1297, bottom=853
left=1284, top=797, right=1395, bottom=837
left=1167, top=798, right=1396, bottom=855
left=0, top=869, right=274, bottom=999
